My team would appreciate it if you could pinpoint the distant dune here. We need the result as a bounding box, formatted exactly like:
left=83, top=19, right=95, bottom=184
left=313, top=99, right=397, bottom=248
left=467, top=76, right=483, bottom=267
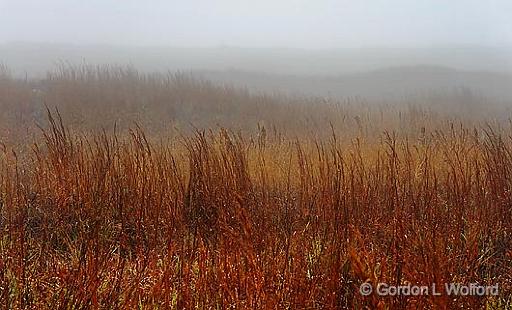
left=1, top=43, right=512, bottom=101
left=2, top=43, right=512, bottom=76
left=196, top=65, right=512, bottom=101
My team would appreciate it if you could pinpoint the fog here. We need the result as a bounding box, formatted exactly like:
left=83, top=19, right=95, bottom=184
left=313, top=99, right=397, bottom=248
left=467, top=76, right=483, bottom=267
left=1, top=1, right=512, bottom=101
left=2, top=0, right=512, bottom=48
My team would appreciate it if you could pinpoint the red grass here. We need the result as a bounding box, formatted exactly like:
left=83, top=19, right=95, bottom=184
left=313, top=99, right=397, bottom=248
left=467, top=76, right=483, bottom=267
left=0, top=66, right=511, bottom=309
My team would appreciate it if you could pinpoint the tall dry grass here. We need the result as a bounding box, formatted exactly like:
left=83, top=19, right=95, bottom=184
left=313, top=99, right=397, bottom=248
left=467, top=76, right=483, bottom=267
left=0, top=66, right=511, bottom=309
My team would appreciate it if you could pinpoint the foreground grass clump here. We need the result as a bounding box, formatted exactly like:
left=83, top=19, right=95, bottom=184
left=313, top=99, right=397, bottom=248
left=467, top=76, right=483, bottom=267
left=0, top=110, right=510, bottom=309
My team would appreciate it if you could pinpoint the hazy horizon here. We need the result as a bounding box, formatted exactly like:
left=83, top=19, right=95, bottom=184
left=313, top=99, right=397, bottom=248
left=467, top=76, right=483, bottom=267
left=2, top=43, right=512, bottom=77
left=2, top=1, right=512, bottom=101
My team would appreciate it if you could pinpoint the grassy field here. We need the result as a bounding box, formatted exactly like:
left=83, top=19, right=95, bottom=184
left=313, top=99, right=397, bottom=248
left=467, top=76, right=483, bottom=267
left=0, top=65, right=511, bottom=309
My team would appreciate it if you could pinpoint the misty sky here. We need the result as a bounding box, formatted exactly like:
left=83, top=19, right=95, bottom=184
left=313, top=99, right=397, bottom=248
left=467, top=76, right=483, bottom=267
left=1, top=0, right=511, bottom=48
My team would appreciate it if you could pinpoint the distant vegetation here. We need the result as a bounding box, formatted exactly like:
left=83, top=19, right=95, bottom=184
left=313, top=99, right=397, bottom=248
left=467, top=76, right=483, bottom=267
left=0, top=65, right=511, bottom=308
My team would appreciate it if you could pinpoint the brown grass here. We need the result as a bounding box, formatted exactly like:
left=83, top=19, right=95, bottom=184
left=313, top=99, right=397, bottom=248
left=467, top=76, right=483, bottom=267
left=0, top=66, right=511, bottom=309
